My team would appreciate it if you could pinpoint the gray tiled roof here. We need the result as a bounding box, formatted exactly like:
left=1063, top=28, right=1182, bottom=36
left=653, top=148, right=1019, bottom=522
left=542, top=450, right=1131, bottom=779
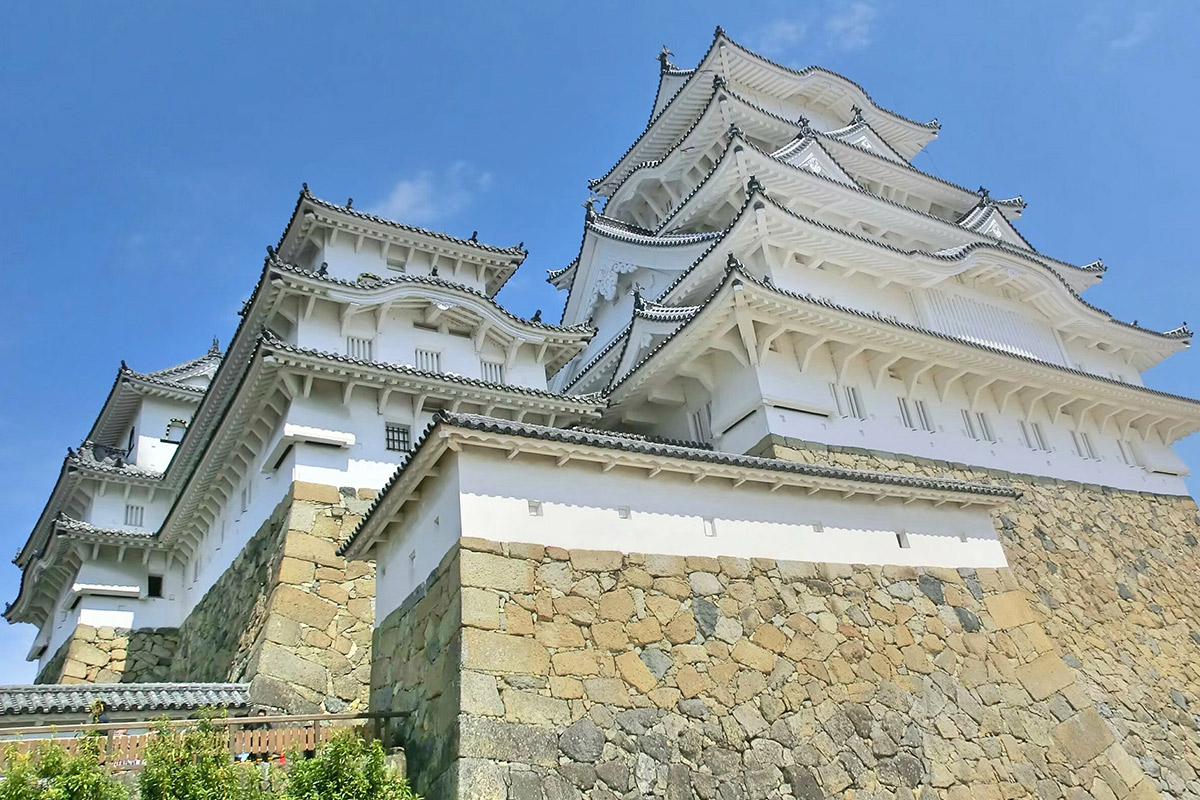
left=0, top=683, right=250, bottom=716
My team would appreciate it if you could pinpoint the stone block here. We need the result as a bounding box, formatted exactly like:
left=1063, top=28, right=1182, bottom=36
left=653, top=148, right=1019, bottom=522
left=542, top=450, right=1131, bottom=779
left=278, top=556, right=315, bottom=585
left=461, top=550, right=535, bottom=593
left=628, top=618, right=663, bottom=645
left=292, top=481, right=342, bottom=504
left=591, top=621, right=628, bottom=651
left=271, top=584, right=339, bottom=630
left=569, top=549, right=624, bottom=572
left=549, top=676, right=584, bottom=699
left=1015, top=653, right=1075, bottom=701
left=1051, top=709, right=1116, bottom=767
left=598, top=589, right=636, bottom=621
left=459, top=717, right=559, bottom=766
left=255, top=643, right=328, bottom=694
left=552, top=650, right=601, bottom=676
left=460, top=537, right=504, bottom=554
left=283, top=531, right=343, bottom=568
left=616, top=650, right=659, bottom=693
left=644, top=554, right=686, bottom=576
left=731, top=640, right=776, bottom=673
left=70, top=641, right=110, bottom=668
left=317, top=582, right=350, bottom=604
left=583, top=677, right=634, bottom=707
left=507, top=541, right=545, bottom=560
left=462, top=587, right=501, bottom=630
left=502, top=689, right=570, bottom=725
left=456, top=757, right=510, bottom=800
left=985, top=591, right=1038, bottom=630
left=462, top=629, right=550, bottom=675
left=664, top=611, right=697, bottom=644
left=535, top=622, right=585, bottom=649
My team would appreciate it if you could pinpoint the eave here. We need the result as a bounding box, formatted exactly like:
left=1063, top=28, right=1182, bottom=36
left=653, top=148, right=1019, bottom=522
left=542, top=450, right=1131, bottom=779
left=340, top=411, right=1016, bottom=559
left=613, top=267, right=1200, bottom=446
left=267, top=258, right=595, bottom=377
left=276, top=188, right=527, bottom=297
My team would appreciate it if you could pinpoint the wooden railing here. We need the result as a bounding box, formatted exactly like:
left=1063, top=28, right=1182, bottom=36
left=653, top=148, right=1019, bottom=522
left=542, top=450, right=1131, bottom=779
left=0, top=712, right=399, bottom=773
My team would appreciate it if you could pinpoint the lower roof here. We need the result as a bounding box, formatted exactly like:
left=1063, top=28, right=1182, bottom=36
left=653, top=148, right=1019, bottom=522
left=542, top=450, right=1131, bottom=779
left=0, top=683, right=250, bottom=716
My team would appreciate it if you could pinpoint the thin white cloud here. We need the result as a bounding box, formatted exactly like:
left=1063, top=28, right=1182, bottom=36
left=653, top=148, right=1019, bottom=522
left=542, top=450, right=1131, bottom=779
left=751, top=2, right=879, bottom=60
left=754, top=19, right=808, bottom=55
left=1109, top=10, right=1156, bottom=50
left=373, top=161, right=492, bottom=226
left=824, top=1, right=878, bottom=51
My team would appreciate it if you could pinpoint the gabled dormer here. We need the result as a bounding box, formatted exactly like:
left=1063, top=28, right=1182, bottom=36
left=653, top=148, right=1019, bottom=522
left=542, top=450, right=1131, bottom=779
left=276, top=186, right=527, bottom=298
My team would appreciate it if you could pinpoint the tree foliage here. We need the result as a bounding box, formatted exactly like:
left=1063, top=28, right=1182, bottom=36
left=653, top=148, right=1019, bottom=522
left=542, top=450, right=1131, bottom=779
left=282, top=732, right=417, bottom=800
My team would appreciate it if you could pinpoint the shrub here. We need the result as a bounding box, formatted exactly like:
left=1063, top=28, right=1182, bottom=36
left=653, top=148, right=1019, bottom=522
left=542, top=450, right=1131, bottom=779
left=0, top=734, right=128, bottom=800
left=138, top=718, right=269, bottom=800
left=282, top=731, right=417, bottom=800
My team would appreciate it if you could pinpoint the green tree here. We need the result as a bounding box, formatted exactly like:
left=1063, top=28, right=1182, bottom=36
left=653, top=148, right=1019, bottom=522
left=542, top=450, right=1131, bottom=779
left=0, top=735, right=128, bottom=800
left=282, top=732, right=417, bottom=800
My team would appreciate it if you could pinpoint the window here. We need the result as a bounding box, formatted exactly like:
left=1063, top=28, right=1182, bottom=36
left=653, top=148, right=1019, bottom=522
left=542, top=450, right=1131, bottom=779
left=897, top=397, right=934, bottom=432
left=914, top=400, right=935, bottom=433
left=963, top=410, right=996, bottom=442
left=346, top=336, right=374, bottom=361
left=415, top=348, right=441, bottom=372
left=896, top=530, right=911, bottom=549
left=164, top=418, right=188, bottom=443
left=147, top=575, right=163, bottom=599
left=240, top=484, right=251, bottom=513
left=386, top=257, right=407, bottom=272
left=481, top=360, right=505, bottom=384
left=385, top=423, right=411, bottom=453
left=690, top=402, right=713, bottom=442
left=830, top=383, right=866, bottom=420
left=124, top=504, right=145, bottom=527
left=617, top=507, right=631, bottom=520
left=528, top=500, right=543, bottom=517
left=1071, top=431, right=1099, bottom=460
left=126, top=427, right=136, bottom=455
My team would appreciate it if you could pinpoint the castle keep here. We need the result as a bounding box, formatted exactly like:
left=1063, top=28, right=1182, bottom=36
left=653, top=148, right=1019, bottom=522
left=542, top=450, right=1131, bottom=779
left=9, top=28, right=1200, bottom=800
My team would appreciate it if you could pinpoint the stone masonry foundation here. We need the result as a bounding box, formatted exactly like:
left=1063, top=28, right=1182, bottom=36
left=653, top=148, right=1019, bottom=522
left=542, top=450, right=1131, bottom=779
left=368, top=435, right=1200, bottom=800
left=169, top=481, right=377, bottom=713
left=35, top=625, right=178, bottom=684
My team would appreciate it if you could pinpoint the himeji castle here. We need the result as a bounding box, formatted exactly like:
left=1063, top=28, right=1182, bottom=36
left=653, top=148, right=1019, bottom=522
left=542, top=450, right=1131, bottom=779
left=10, top=27, right=1200, bottom=800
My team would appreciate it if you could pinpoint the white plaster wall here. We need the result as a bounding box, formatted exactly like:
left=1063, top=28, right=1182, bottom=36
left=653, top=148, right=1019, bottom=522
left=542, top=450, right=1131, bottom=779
left=86, top=484, right=173, bottom=534
left=296, top=297, right=549, bottom=390
left=375, top=460, right=462, bottom=620
left=120, top=395, right=196, bottom=472
left=456, top=448, right=1003, bottom=567
left=318, top=237, right=489, bottom=294
left=686, top=345, right=1192, bottom=494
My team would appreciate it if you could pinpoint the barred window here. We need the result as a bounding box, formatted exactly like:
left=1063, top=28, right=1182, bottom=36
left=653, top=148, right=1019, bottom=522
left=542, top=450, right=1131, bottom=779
left=830, top=383, right=866, bottom=421
left=346, top=336, right=374, bottom=361
left=481, top=360, right=505, bottom=384
left=690, top=402, right=713, bottom=442
left=124, top=504, right=145, bottom=527
left=385, top=423, right=411, bottom=453
left=415, top=348, right=441, bottom=372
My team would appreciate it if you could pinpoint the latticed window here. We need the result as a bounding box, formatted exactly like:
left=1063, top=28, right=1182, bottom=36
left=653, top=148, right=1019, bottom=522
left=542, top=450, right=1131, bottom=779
left=346, top=336, right=374, bottom=361
left=415, top=349, right=441, bottom=372
left=385, top=423, right=411, bottom=453
left=124, top=504, right=145, bottom=527
left=481, top=360, right=504, bottom=384
left=830, top=383, right=866, bottom=421
left=690, top=402, right=713, bottom=442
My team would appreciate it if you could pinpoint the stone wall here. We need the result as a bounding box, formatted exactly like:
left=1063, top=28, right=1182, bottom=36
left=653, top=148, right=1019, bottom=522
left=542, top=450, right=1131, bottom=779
left=416, top=538, right=1173, bottom=800
left=372, top=545, right=463, bottom=800
left=36, top=625, right=178, bottom=685
left=169, top=481, right=376, bottom=712
left=763, top=435, right=1200, bottom=799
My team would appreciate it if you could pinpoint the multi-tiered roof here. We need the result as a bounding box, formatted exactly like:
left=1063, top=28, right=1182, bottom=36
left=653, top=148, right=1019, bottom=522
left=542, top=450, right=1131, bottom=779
left=552, top=28, right=1200, bottom=452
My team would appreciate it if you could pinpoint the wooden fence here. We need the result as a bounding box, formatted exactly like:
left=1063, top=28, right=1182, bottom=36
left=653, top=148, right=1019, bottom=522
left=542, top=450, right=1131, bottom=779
left=0, top=712, right=393, bottom=773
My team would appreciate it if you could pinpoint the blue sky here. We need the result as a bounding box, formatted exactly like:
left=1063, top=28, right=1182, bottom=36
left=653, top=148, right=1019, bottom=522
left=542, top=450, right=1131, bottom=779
left=0, top=1, right=1196, bottom=682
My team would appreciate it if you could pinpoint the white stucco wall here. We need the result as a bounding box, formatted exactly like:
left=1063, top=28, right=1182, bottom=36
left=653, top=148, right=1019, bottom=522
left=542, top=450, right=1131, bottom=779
left=372, top=447, right=1005, bottom=622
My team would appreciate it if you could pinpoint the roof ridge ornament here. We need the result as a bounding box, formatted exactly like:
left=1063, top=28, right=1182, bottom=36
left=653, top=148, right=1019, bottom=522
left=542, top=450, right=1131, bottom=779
left=712, top=74, right=726, bottom=90
left=208, top=336, right=220, bottom=356
left=726, top=252, right=743, bottom=271
left=725, top=123, right=743, bottom=141
left=657, top=45, right=675, bottom=73
left=850, top=104, right=865, bottom=124
left=583, top=194, right=598, bottom=219
left=746, top=175, right=765, bottom=196
left=714, top=25, right=726, bottom=39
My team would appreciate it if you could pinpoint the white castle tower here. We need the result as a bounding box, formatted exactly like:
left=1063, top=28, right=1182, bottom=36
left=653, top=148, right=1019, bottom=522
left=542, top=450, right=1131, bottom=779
left=549, top=29, right=1197, bottom=493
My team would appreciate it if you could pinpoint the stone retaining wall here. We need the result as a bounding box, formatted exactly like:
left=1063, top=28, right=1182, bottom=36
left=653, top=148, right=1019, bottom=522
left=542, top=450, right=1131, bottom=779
left=35, top=625, right=178, bottom=685
left=765, top=436, right=1200, bottom=799
left=169, top=481, right=377, bottom=713
left=408, top=538, right=1166, bottom=800
left=372, top=546, right=463, bottom=800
